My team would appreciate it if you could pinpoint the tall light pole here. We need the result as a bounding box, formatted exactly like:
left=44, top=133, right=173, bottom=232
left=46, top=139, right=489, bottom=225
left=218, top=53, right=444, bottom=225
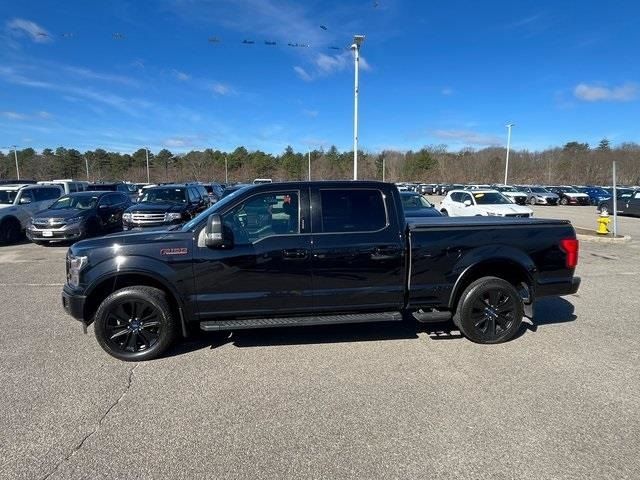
left=84, top=156, right=90, bottom=180
left=504, top=123, right=514, bottom=185
left=351, top=34, right=365, bottom=180
left=612, top=160, right=618, bottom=237
left=12, top=145, right=20, bottom=180
left=224, top=154, right=228, bottom=184
left=307, top=148, right=311, bottom=181
left=144, top=148, right=150, bottom=184
left=382, top=155, right=386, bottom=182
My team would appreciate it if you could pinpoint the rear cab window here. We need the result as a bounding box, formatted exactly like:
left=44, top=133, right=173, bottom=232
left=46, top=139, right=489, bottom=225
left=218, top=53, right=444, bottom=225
left=319, top=189, right=387, bottom=233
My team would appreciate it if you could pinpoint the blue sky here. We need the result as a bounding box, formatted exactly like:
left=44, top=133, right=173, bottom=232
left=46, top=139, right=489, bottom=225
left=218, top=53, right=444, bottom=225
left=1, top=0, right=639, bottom=154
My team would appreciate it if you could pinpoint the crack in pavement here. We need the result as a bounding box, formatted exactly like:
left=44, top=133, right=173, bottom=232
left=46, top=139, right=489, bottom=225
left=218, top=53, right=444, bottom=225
left=40, top=364, right=140, bottom=480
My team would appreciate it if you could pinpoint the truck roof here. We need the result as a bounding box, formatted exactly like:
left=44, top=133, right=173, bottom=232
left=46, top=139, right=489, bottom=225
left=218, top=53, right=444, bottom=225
left=407, top=216, right=570, bottom=230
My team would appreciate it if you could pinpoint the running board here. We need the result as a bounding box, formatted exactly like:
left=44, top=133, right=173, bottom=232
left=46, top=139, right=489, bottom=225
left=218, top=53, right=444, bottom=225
left=200, top=311, right=403, bottom=331
left=413, top=310, right=452, bottom=323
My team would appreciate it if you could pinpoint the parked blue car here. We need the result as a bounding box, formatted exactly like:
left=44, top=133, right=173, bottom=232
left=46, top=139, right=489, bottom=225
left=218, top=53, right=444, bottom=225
left=574, top=186, right=611, bottom=206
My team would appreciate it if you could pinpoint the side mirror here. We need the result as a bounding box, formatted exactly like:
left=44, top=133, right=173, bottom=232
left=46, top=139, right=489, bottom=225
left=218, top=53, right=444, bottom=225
left=19, top=196, right=32, bottom=204
left=463, top=200, right=472, bottom=207
left=205, top=214, right=227, bottom=248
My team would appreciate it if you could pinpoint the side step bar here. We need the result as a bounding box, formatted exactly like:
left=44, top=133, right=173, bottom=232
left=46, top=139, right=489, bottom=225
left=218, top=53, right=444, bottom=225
left=413, top=310, right=452, bottom=323
left=200, top=311, right=403, bottom=332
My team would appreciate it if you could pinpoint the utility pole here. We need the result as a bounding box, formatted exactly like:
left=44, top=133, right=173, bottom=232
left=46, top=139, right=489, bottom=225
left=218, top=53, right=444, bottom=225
left=612, top=160, right=618, bottom=237
left=11, top=146, right=20, bottom=180
left=145, top=148, right=150, bottom=184
left=351, top=35, right=365, bottom=180
left=504, top=123, right=514, bottom=185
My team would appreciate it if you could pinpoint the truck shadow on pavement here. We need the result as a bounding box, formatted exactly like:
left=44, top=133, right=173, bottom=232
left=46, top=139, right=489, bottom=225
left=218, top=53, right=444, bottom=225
left=165, top=297, right=577, bottom=357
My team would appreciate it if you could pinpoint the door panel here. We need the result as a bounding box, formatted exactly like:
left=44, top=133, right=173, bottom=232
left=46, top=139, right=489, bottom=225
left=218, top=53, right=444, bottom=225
left=193, top=188, right=313, bottom=319
left=310, top=187, right=404, bottom=312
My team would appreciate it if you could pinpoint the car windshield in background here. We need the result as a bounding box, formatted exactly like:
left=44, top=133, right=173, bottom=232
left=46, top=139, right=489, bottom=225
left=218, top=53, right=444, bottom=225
left=498, top=186, right=518, bottom=192
left=591, top=188, right=610, bottom=195
left=531, top=187, right=549, bottom=193
left=50, top=195, right=98, bottom=210
left=0, top=191, right=18, bottom=204
left=402, top=194, right=432, bottom=209
left=473, top=192, right=511, bottom=205
left=562, top=186, right=579, bottom=193
left=140, top=188, right=186, bottom=204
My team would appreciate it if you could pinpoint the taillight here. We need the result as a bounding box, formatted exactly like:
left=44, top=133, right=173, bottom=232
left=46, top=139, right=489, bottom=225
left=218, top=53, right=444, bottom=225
left=559, top=238, right=579, bottom=268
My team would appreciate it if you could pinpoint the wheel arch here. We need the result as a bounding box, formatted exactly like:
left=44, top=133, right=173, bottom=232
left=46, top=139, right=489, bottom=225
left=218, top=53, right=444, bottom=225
left=448, top=256, right=535, bottom=312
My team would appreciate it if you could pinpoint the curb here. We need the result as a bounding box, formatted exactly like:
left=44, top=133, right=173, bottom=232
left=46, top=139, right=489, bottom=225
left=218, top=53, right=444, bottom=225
left=575, top=227, right=632, bottom=244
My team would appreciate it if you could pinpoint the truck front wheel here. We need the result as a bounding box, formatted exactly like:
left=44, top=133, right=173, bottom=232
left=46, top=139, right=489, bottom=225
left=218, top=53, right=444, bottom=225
left=94, top=286, right=177, bottom=361
left=453, top=276, right=523, bottom=344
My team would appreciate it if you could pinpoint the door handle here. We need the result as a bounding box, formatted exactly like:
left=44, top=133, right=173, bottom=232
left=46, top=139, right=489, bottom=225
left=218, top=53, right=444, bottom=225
left=282, top=249, right=308, bottom=260
left=371, top=246, right=400, bottom=261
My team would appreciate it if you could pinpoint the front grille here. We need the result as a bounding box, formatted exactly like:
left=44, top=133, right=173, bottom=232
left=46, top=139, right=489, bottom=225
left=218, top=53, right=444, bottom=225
left=513, top=196, right=527, bottom=205
left=130, top=213, right=166, bottom=224
left=546, top=198, right=558, bottom=205
left=33, top=218, right=66, bottom=228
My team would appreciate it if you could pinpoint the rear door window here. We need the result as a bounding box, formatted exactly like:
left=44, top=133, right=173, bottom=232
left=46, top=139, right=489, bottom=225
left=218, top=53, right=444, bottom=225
left=319, top=189, right=387, bottom=233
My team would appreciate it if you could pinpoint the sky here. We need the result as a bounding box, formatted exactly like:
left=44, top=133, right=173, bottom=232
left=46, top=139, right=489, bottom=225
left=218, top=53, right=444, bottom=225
left=0, top=0, right=639, bottom=155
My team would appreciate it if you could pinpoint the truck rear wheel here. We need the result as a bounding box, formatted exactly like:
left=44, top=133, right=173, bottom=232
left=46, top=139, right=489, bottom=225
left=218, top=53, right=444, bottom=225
left=94, top=286, right=177, bottom=361
left=453, top=276, right=523, bottom=344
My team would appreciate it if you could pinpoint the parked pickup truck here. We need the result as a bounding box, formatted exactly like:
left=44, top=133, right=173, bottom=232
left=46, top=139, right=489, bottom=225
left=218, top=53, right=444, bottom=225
left=62, top=181, right=580, bottom=361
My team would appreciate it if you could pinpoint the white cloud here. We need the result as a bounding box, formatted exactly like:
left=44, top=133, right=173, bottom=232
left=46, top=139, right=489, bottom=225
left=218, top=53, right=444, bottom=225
left=210, top=82, right=234, bottom=95
left=573, top=83, right=638, bottom=102
left=441, top=87, right=454, bottom=96
left=37, top=111, right=52, bottom=119
left=433, top=129, right=502, bottom=146
left=164, top=138, right=188, bottom=148
left=6, top=18, right=52, bottom=43
left=172, top=69, right=191, bottom=81
left=293, top=66, right=313, bottom=82
left=1, top=111, right=29, bottom=120
left=62, top=66, right=137, bottom=86
left=315, top=53, right=349, bottom=74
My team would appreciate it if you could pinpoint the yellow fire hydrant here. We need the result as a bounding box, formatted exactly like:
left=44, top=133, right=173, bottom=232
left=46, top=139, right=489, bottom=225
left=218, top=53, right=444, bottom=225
left=597, top=212, right=610, bottom=235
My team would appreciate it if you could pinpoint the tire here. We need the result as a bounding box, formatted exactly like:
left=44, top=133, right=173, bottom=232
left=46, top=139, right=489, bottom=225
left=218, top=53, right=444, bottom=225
left=453, top=276, right=523, bottom=344
left=529, top=197, right=537, bottom=205
left=0, top=217, right=22, bottom=245
left=599, top=204, right=609, bottom=215
left=560, top=197, right=568, bottom=206
left=440, top=209, right=449, bottom=216
left=94, top=286, right=177, bottom=361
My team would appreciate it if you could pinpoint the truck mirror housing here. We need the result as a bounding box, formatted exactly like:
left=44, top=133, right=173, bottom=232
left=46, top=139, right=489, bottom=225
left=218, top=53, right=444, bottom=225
left=205, top=214, right=226, bottom=247
left=463, top=200, right=472, bottom=207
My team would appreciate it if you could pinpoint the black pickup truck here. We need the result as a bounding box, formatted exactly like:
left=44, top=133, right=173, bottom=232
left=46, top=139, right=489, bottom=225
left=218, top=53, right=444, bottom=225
left=62, top=181, right=580, bottom=361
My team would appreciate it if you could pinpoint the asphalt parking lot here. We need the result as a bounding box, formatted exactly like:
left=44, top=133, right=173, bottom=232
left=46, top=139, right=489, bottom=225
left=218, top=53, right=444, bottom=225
left=1, top=206, right=639, bottom=480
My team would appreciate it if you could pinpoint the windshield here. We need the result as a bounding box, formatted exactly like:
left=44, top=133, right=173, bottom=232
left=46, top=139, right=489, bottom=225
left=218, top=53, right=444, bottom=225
left=472, top=192, right=512, bottom=205
left=401, top=194, right=433, bottom=209
left=50, top=195, right=98, bottom=210
left=590, top=188, right=609, bottom=195
left=181, top=185, right=251, bottom=231
left=497, top=186, right=518, bottom=192
left=562, top=186, right=579, bottom=193
left=140, top=188, right=186, bottom=204
left=0, top=190, right=18, bottom=205
left=531, top=187, right=549, bottom=193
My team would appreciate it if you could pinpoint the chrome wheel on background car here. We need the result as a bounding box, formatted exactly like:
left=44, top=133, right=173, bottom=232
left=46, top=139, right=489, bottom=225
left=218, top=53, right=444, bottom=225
left=94, top=286, right=177, bottom=361
left=529, top=197, right=537, bottom=205
left=454, top=276, right=523, bottom=344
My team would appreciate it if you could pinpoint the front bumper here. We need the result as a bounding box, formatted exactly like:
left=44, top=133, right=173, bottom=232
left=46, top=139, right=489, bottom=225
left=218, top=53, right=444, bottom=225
left=62, top=284, right=86, bottom=321
left=27, top=224, right=84, bottom=242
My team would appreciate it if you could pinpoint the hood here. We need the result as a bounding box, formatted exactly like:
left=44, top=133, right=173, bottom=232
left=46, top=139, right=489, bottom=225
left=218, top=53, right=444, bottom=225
left=564, top=192, right=589, bottom=198
left=482, top=204, right=533, bottom=215
left=126, top=202, right=185, bottom=214
left=0, top=204, right=13, bottom=210
left=502, top=191, right=527, bottom=197
left=32, top=208, right=91, bottom=220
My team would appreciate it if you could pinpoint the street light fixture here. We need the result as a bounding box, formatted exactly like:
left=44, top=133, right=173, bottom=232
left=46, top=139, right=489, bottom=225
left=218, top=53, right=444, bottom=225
left=351, top=34, right=365, bottom=180
left=504, top=123, right=515, bottom=185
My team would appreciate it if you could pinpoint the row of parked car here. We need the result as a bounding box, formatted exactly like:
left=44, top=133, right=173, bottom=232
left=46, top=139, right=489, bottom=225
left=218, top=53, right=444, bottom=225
left=0, top=179, right=237, bottom=245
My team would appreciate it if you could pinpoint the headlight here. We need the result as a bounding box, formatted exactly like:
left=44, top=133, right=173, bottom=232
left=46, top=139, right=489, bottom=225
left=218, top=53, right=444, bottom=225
left=66, top=216, right=82, bottom=225
left=68, top=254, right=88, bottom=287
left=122, top=212, right=132, bottom=221
left=164, top=212, right=182, bottom=222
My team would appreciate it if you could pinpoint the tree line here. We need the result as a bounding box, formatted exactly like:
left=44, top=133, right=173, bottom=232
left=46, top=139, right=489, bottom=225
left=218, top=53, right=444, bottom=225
left=1, top=139, right=638, bottom=186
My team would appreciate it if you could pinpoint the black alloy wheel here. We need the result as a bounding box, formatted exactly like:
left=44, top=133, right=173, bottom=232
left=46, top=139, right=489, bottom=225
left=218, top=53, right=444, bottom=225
left=94, top=286, right=177, bottom=361
left=454, top=276, right=523, bottom=344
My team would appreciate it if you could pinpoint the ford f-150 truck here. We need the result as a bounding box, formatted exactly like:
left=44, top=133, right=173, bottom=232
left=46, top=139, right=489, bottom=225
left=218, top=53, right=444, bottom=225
left=62, top=181, right=580, bottom=361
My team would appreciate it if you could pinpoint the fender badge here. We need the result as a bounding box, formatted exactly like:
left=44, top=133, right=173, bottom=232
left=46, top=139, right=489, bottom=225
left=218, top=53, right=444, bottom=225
left=161, top=247, right=188, bottom=256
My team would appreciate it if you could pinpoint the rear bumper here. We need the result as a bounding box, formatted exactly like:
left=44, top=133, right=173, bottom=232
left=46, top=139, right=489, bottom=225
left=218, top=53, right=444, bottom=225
left=536, top=276, right=581, bottom=298
left=62, top=284, right=86, bottom=321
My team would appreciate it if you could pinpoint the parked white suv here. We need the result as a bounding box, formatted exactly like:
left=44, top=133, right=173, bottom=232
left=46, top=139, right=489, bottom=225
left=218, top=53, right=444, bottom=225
left=439, top=189, right=534, bottom=218
left=0, top=184, right=63, bottom=244
left=37, top=179, right=89, bottom=195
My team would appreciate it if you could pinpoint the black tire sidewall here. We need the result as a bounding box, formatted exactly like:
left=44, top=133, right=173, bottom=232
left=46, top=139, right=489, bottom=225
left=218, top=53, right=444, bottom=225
left=94, top=287, right=176, bottom=361
left=454, top=277, right=524, bottom=344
